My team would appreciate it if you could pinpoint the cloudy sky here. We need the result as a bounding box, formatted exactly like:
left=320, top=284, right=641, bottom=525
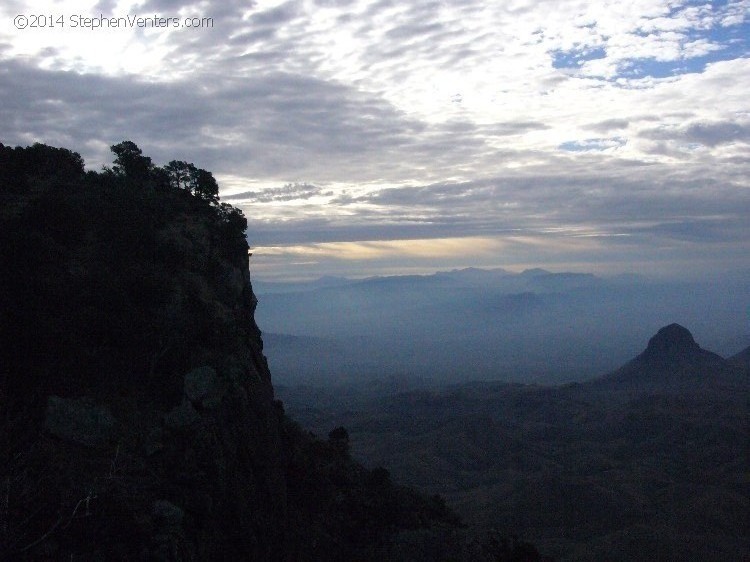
left=2, top=0, right=749, bottom=281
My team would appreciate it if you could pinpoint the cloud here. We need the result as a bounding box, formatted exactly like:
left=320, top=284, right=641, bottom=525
left=226, top=183, right=328, bottom=203
left=640, top=120, right=750, bottom=147
left=584, top=119, right=630, bottom=132
left=683, top=121, right=750, bottom=146
left=93, top=0, right=118, bottom=15
left=0, top=58, right=461, bottom=181
left=1, top=0, right=749, bottom=280
left=484, top=122, right=551, bottom=136
left=240, top=161, right=750, bottom=260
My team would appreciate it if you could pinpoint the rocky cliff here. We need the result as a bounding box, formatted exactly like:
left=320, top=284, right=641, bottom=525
left=1, top=142, right=480, bottom=561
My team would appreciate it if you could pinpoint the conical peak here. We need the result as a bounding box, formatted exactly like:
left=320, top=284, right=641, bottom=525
left=644, top=323, right=699, bottom=357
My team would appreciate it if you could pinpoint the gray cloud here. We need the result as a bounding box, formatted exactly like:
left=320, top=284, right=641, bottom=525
left=227, top=183, right=328, bottom=203
left=640, top=120, right=750, bottom=147
left=1, top=53, right=520, bottom=193
left=0, top=60, right=214, bottom=165
left=385, top=21, right=445, bottom=41
left=241, top=161, right=750, bottom=253
left=313, top=0, right=357, bottom=7
left=137, top=0, right=235, bottom=12
left=683, top=121, right=750, bottom=147
left=93, top=0, right=118, bottom=14
left=250, top=0, right=301, bottom=26
left=0, top=58, right=457, bottom=180
left=584, top=119, right=630, bottom=132
left=484, top=122, right=550, bottom=136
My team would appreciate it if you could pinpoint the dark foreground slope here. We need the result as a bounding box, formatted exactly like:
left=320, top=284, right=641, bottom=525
left=0, top=142, right=507, bottom=561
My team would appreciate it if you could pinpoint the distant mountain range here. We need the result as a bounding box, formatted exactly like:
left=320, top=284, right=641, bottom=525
left=256, top=268, right=750, bottom=385
left=254, top=267, right=605, bottom=294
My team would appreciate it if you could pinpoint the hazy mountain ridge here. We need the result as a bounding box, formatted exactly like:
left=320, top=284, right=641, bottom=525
left=255, top=267, right=603, bottom=294
left=257, top=269, right=750, bottom=386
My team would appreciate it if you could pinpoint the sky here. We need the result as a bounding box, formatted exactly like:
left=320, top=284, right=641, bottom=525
left=1, top=0, right=749, bottom=281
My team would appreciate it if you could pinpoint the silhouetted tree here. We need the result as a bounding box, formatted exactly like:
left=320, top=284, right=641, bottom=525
left=164, top=160, right=196, bottom=191
left=193, top=167, right=219, bottom=203
left=110, top=141, right=153, bottom=183
left=164, top=160, right=219, bottom=203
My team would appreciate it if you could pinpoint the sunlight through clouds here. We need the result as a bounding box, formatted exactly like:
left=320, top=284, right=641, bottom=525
left=255, top=236, right=508, bottom=262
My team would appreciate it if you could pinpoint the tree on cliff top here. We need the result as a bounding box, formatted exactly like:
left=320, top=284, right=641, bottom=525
left=0, top=140, right=249, bottom=401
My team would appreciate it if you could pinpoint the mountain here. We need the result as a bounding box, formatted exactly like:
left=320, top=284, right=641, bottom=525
left=729, top=345, right=750, bottom=370
left=256, top=269, right=750, bottom=386
left=589, top=323, right=745, bottom=393
left=1, top=142, right=501, bottom=561
left=252, top=275, right=352, bottom=294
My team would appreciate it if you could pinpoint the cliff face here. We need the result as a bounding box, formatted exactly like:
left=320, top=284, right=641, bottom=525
left=1, top=142, right=289, bottom=559
left=0, top=142, right=471, bottom=561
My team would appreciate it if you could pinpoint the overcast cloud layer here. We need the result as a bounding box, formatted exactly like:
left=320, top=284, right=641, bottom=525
left=1, top=0, right=749, bottom=280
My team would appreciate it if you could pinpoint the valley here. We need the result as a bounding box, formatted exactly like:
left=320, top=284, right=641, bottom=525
left=277, top=325, right=750, bottom=561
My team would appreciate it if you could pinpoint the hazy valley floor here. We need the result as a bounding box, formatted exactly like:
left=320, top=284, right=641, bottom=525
left=277, top=330, right=750, bottom=561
